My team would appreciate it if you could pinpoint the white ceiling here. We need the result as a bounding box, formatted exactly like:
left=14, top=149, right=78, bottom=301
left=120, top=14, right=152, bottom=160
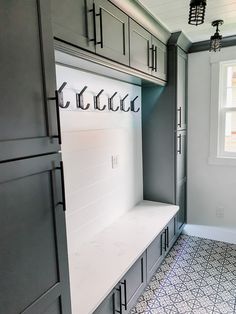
left=138, top=0, right=236, bottom=42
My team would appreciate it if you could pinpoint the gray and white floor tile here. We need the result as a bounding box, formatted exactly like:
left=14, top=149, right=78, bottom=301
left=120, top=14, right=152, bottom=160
left=130, top=235, right=236, bottom=314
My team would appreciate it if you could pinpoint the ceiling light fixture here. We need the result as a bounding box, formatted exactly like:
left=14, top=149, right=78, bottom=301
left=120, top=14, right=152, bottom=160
left=209, top=20, right=224, bottom=52
left=188, top=0, right=207, bottom=26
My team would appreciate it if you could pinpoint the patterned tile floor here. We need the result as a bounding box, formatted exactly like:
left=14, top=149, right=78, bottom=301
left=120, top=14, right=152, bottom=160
left=131, top=235, right=236, bottom=314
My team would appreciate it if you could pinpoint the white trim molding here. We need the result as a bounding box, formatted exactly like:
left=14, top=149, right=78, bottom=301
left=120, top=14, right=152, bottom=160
left=209, top=47, right=236, bottom=166
left=183, top=224, right=236, bottom=245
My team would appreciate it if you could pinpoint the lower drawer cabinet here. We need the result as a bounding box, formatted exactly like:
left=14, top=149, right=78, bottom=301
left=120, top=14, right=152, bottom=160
left=94, top=214, right=179, bottom=313
left=93, top=253, right=146, bottom=314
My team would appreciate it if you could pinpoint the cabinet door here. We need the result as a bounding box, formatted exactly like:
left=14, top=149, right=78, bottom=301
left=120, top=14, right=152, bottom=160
left=130, top=19, right=152, bottom=74
left=176, top=130, right=187, bottom=183
left=0, top=0, right=60, bottom=162
left=121, top=253, right=146, bottom=313
left=0, top=154, right=71, bottom=314
left=177, top=48, right=187, bottom=130
left=152, top=37, right=167, bottom=81
left=51, top=0, right=95, bottom=52
left=93, top=286, right=120, bottom=314
left=176, top=179, right=187, bottom=230
left=94, top=0, right=129, bottom=65
left=146, top=233, right=164, bottom=282
left=167, top=216, right=177, bottom=249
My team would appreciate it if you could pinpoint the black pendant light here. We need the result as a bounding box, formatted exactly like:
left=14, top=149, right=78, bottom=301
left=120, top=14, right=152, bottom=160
left=188, top=0, right=207, bottom=26
left=209, top=20, right=224, bottom=52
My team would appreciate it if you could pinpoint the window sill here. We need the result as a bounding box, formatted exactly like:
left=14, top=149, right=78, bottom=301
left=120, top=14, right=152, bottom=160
left=208, top=156, right=236, bottom=166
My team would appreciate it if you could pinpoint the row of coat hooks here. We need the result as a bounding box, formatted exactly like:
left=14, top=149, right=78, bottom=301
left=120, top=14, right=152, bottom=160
left=57, top=82, right=140, bottom=113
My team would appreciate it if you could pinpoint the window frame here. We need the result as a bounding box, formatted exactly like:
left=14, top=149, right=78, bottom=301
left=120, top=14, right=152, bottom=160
left=209, top=51, right=236, bottom=166
left=218, top=61, right=236, bottom=158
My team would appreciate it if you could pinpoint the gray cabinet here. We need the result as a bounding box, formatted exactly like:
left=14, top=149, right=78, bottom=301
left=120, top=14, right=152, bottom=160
left=167, top=216, right=177, bottom=248
left=93, top=285, right=120, bottom=314
left=146, top=233, right=164, bottom=282
left=0, top=154, right=71, bottom=314
left=51, top=0, right=129, bottom=65
left=0, top=0, right=60, bottom=162
left=151, top=36, right=167, bottom=81
left=94, top=254, right=146, bottom=314
left=94, top=0, right=129, bottom=65
left=176, top=130, right=187, bottom=183
left=177, top=48, right=187, bottom=130
left=122, top=253, right=146, bottom=313
left=176, top=179, right=186, bottom=230
left=142, top=34, right=188, bottom=230
left=51, top=0, right=95, bottom=52
left=130, top=19, right=152, bottom=74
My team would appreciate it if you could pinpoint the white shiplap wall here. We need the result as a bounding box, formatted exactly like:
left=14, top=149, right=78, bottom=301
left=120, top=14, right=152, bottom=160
left=56, top=65, right=143, bottom=250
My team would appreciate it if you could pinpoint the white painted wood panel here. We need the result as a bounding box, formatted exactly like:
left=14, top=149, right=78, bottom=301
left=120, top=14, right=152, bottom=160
left=56, top=65, right=143, bottom=248
left=139, top=0, right=236, bottom=42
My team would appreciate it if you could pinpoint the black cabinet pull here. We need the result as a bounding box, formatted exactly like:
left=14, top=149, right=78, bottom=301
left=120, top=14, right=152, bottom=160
left=166, top=227, right=169, bottom=249
left=49, top=82, right=70, bottom=144
left=147, top=41, right=150, bottom=68
left=160, top=233, right=163, bottom=255
left=177, top=134, right=182, bottom=154
left=56, top=161, right=66, bottom=211
left=120, top=280, right=127, bottom=310
left=177, top=107, right=182, bottom=128
left=149, top=44, right=154, bottom=70
left=96, top=8, right=103, bottom=48
left=154, top=46, right=157, bottom=72
left=113, top=286, right=122, bottom=314
left=89, top=3, right=97, bottom=44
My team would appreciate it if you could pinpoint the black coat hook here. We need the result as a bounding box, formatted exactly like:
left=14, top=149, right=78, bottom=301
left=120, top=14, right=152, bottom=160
left=120, top=94, right=130, bottom=112
left=131, top=96, right=140, bottom=113
left=76, top=86, right=90, bottom=110
left=49, top=82, right=70, bottom=108
left=94, top=89, right=106, bottom=111
left=108, top=92, right=119, bottom=112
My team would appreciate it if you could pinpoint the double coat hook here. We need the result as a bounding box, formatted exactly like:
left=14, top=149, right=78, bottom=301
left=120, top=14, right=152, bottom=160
left=120, top=94, right=130, bottom=112
left=76, top=86, right=90, bottom=110
left=108, top=92, right=119, bottom=111
left=49, top=82, right=70, bottom=109
left=94, top=89, right=106, bottom=111
left=131, top=96, right=140, bottom=113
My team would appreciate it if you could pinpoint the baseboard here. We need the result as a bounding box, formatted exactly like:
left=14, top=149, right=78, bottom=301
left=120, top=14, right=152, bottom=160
left=183, top=224, right=236, bottom=244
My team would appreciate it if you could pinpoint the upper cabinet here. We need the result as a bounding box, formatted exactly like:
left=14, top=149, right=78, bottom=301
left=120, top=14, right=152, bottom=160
left=51, top=0, right=129, bottom=65
left=152, top=37, right=167, bottom=81
left=94, top=0, right=129, bottom=64
left=0, top=0, right=60, bottom=162
left=130, top=19, right=152, bottom=75
left=130, top=20, right=167, bottom=81
left=51, top=0, right=95, bottom=52
left=51, top=0, right=168, bottom=82
left=177, top=48, right=187, bottom=130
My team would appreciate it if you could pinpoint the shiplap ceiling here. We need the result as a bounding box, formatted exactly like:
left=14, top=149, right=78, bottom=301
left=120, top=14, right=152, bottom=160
left=138, top=0, right=236, bottom=42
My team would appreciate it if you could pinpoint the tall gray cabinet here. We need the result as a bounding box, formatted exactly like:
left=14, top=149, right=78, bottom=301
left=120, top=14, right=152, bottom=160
left=142, top=32, right=190, bottom=232
left=0, top=1, right=71, bottom=313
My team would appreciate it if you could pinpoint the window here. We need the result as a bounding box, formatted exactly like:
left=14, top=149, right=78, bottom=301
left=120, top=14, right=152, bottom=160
left=219, top=62, right=236, bottom=157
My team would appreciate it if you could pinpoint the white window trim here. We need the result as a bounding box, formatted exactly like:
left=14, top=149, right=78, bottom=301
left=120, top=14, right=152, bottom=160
left=209, top=48, right=236, bottom=167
